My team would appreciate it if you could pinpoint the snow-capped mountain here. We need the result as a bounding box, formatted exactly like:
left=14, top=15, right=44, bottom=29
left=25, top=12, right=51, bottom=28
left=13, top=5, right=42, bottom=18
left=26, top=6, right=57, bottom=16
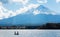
left=0, top=5, right=60, bottom=26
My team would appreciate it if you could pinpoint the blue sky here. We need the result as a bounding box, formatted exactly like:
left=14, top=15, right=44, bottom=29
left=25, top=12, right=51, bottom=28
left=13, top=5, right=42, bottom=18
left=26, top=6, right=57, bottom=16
left=44, top=0, right=60, bottom=12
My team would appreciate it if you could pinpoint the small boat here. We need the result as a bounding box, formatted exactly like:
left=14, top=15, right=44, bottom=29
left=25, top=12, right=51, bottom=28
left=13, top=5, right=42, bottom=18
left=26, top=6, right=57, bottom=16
left=14, top=31, right=19, bottom=35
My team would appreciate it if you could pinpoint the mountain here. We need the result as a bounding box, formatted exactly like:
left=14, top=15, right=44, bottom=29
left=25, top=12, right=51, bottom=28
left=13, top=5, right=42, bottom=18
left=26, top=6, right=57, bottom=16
left=0, top=5, right=60, bottom=26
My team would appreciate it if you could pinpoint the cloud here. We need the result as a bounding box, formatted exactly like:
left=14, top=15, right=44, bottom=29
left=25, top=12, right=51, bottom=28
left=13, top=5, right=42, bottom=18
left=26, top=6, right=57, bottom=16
left=10, top=0, right=29, bottom=5
left=33, top=10, right=40, bottom=15
left=37, top=0, right=47, bottom=3
left=33, top=10, right=58, bottom=15
left=56, top=0, right=60, bottom=3
left=0, top=2, right=15, bottom=19
left=0, top=1, right=40, bottom=20
left=0, top=2, right=8, bottom=19
left=16, top=4, right=40, bottom=15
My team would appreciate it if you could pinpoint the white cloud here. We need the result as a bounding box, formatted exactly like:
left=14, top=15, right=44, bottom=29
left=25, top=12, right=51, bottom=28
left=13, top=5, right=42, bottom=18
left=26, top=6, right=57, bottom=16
left=37, top=0, right=47, bottom=3
left=0, top=2, right=3, bottom=5
left=0, top=2, right=40, bottom=20
left=10, top=0, right=29, bottom=5
left=0, top=2, right=7, bottom=19
left=41, top=12, right=50, bottom=15
left=0, top=2, right=14, bottom=19
left=16, top=4, right=40, bottom=15
left=28, top=4, right=40, bottom=9
left=16, top=7, right=28, bottom=14
left=33, top=10, right=40, bottom=15
left=56, top=0, right=60, bottom=3
left=33, top=10, right=59, bottom=15
left=44, top=12, right=57, bottom=15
